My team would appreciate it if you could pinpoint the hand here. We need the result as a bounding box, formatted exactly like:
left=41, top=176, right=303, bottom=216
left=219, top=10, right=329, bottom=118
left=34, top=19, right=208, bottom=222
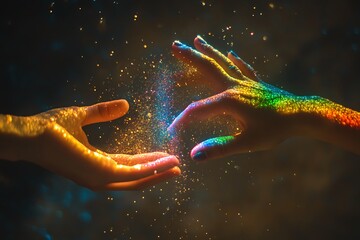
left=168, top=36, right=297, bottom=161
left=168, top=36, right=345, bottom=161
left=2, top=100, right=180, bottom=190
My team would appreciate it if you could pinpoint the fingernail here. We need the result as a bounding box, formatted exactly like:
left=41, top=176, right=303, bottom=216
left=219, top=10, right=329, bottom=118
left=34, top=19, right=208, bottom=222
left=197, top=35, right=207, bottom=44
left=192, top=151, right=207, bottom=161
left=229, top=50, right=240, bottom=58
left=173, top=40, right=184, bottom=47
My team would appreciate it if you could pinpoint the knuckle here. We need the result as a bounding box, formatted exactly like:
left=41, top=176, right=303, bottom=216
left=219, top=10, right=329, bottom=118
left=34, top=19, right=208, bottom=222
left=98, top=104, right=110, bottom=117
left=184, top=102, right=197, bottom=115
left=188, top=102, right=198, bottom=109
left=222, top=89, right=238, bottom=101
left=67, top=106, right=81, bottom=115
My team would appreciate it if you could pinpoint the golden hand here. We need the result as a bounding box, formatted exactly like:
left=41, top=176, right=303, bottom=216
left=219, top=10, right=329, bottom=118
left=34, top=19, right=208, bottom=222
left=0, top=99, right=181, bottom=190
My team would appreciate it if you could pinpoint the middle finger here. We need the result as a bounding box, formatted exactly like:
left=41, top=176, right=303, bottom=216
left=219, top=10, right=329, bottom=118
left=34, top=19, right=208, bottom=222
left=193, top=35, right=245, bottom=80
left=172, top=40, right=238, bottom=92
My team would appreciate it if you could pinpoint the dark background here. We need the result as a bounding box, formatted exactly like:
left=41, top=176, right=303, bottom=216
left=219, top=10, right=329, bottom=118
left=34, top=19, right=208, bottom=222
left=0, top=0, right=359, bottom=239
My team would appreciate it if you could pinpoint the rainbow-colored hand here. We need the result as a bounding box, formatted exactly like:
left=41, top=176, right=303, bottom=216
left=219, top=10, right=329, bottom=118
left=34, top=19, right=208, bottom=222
left=168, top=36, right=360, bottom=161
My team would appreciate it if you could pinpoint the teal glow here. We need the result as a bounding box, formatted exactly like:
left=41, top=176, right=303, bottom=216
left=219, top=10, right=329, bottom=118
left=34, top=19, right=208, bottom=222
left=201, top=136, right=235, bottom=148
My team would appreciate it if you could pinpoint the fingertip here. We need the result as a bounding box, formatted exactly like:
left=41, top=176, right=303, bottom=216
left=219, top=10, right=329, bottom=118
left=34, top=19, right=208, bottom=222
left=170, top=166, right=182, bottom=175
left=190, top=143, right=207, bottom=161
left=173, top=156, right=181, bottom=166
left=83, top=99, right=130, bottom=126
left=194, top=35, right=210, bottom=53
left=194, top=35, right=207, bottom=45
left=172, top=40, right=189, bottom=50
left=173, top=40, right=183, bottom=47
left=106, top=99, right=129, bottom=119
left=172, top=41, right=191, bottom=60
left=191, top=136, right=236, bottom=161
left=121, top=99, right=130, bottom=111
left=191, top=151, right=208, bottom=161
left=113, top=99, right=129, bottom=112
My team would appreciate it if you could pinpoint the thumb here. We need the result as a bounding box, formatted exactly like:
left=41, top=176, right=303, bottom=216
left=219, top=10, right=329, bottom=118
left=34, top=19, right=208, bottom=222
left=190, top=133, right=251, bottom=161
left=82, top=99, right=129, bottom=126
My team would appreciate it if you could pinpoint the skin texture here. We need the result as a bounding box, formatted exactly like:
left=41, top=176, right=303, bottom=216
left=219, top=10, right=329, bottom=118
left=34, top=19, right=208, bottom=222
left=0, top=99, right=181, bottom=190
left=168, top=36, right=360, bottom=161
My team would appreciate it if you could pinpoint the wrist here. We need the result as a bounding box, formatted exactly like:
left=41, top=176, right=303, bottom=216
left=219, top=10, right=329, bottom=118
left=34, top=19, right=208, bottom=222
left=290, top=96, right=360, bottom=153
left=287, top=96, right=329, bottom=138
left=0, top=115, right=44, bottom=161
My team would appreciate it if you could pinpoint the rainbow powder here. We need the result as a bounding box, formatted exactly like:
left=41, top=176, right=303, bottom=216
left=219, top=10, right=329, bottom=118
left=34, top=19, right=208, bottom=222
left=234, top=80, right=360, bottom=129
left=191, top=135, right=235, bottom=160
left=172, top=40, right=360, bottom=132
left=199, top=136, right=235, bottom=148
left=152, top=62, right=178, bottom=153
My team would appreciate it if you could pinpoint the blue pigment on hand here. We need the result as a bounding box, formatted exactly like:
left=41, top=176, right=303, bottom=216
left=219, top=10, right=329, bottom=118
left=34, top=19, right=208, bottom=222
left=192, top=151, right=207, bottom=161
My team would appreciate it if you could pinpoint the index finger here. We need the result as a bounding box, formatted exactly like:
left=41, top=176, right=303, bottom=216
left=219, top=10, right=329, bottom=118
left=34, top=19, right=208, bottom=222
left=110, top=152, right=170, bottom=165
left=112, top=155, right=180, bottom=182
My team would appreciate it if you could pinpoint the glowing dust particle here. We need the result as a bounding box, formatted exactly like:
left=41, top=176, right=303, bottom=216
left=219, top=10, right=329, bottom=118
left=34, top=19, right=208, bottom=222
left=250, top=32, right=254, bottom=36
left=262, top=35, right=268, bottom=41
left=134, top=14, right=138, bottom=21
left=269, top=3, right=275, bottom=8
left=144, top=44, right=147, bottom=48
